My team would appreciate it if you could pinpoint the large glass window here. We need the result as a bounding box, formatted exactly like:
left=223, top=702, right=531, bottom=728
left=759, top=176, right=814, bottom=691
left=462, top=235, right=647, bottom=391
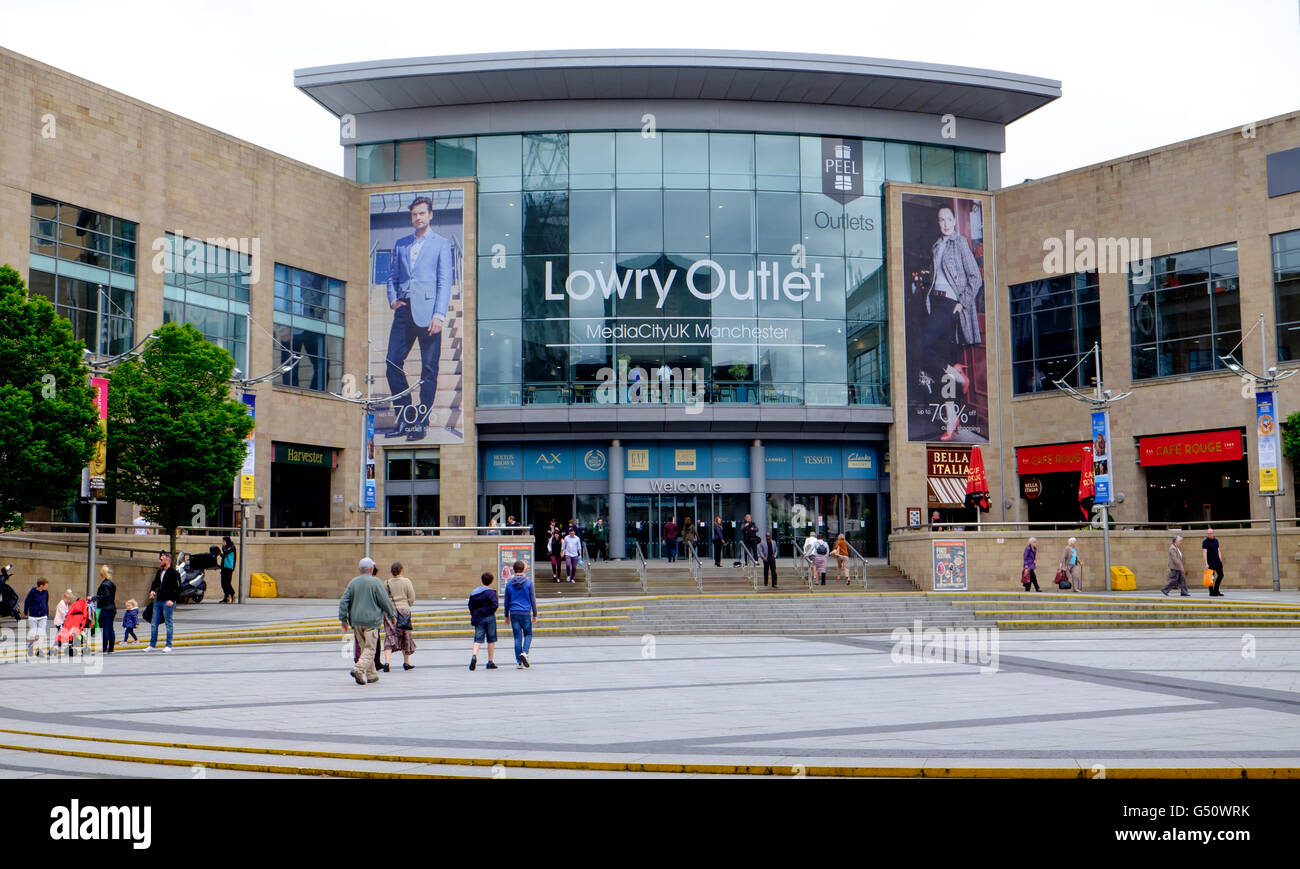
left=1273, top=229, right=1300, bottom=361
left=29, top=195, right=137, bottom=355
left=273, top=262, right=346, bottom=392
left=1009, top=271, right=1100, bottom=394
left=441, top=130, right=987, bottom=408
left=1130, top=243, right=1240, bottom=380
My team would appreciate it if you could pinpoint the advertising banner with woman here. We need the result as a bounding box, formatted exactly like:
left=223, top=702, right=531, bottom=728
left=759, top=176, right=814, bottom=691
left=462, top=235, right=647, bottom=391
left=901, top=193, right=989, bottom=443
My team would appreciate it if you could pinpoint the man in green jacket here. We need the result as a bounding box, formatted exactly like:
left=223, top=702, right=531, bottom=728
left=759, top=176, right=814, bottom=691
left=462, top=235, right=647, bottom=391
left=339, top=557, right=396, bottom=685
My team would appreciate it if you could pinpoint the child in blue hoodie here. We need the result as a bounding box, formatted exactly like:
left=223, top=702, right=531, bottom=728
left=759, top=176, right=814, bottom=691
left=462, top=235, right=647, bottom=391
left=468, top=572, right=499, bottom=671
left=502, top=560, right=538, bottom=668
left=122, top=599, right=140, bottom=644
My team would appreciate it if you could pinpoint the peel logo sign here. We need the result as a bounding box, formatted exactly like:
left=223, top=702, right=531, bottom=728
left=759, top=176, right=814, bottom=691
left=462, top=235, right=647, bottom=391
left=822, top=138, right=863, bottom=203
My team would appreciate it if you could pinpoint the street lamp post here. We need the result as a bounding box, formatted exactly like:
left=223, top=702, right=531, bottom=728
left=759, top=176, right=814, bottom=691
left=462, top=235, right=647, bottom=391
left=1221, top=314, right=1295, bottom=593
left=1053, top=342, right=1132, bottom=591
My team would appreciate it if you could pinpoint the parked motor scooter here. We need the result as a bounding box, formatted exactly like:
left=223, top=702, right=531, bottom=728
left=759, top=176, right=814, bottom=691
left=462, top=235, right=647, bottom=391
left=0, top=565, right=21, bottom=621
left=176, top=547, right=218, bottom=604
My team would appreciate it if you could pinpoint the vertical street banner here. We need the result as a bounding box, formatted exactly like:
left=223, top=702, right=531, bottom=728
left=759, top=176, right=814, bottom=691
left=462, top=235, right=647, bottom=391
left=1257, top=390, right=1281, bottom=494
left=1091, top=409, right=1112, bottom=505
left=497, top=541, right=534, bottom=587
left=88, top=376, right=108, bottom=498
left=363, top=412, right=377, bottom=510
left=931, top=539, right=968, bottom=591
left=239, top=393, right=256, bottom=500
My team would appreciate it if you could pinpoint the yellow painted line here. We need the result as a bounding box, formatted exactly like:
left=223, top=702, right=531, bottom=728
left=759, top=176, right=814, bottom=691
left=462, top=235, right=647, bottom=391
left=0, top=730, right=1293, bottom=779
left=974, top=609, right=1300, bottom=618
left=177, top=604, right=646, bottom=636
left=177, top=612, right=634, bottom=639
left=996, top=619, right=1300, bottom=627
left=951, top=598, right=1300, bottom=611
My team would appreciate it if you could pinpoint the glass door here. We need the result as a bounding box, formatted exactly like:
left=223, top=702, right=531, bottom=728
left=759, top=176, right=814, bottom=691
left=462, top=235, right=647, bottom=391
left=625, top=494, right=652, bottom=559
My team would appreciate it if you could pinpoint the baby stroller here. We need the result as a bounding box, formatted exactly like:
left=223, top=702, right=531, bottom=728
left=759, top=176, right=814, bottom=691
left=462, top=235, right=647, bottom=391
left=0, top=565, right=21, bottom=621
left=56, top=598, right=91, bottom=656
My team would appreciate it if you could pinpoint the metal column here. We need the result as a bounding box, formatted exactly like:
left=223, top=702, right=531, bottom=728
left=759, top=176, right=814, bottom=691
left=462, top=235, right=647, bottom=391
left=608, top=439, right=625, bottom=560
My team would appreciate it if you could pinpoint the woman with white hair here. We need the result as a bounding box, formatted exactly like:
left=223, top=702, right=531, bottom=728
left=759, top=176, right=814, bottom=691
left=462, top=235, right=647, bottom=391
left=1059, top=537, right=1081, bottom=592
left=1021, top=538, right=1040, bottom=591
left=1162, top=535, right=1190, bottom=596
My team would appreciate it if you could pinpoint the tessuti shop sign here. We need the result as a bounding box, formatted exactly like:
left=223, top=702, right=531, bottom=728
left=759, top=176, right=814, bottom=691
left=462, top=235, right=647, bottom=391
left=928, top=447, right=971, bottom=508
left=1257, top=391, right=1281, bottom=494
left=1015, top=442, right=1089, bottom=474
left=1138, top=430, right=1242, bottom=467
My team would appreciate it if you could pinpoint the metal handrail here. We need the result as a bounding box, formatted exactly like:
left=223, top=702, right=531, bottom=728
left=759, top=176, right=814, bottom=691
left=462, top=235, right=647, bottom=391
left=891, top=518, right=1299, bottom=534
left=633, top=540, right=647, bottom=593
left=579, top=539, right=592, bottom=587
left=684, top=541, right=702, bottom=591
left=9, top=523, right=535, bottom=538
left=845, top=541, right=870, bottom=589
left=737, top=541, right=760, bottom=590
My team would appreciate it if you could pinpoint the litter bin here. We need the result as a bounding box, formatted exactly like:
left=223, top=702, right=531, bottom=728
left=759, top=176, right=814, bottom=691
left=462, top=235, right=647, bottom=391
left=249, top=573, right=278, bottom=598
left=1110, top=566, right=1136, bottom=591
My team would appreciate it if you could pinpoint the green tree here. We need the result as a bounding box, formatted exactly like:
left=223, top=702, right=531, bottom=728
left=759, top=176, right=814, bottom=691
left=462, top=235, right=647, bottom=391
left=0, top=264, right=100, bottom=531
left=1283, top=410, right=1300, bottom=463
left=106, top=322, right=253, bottom=558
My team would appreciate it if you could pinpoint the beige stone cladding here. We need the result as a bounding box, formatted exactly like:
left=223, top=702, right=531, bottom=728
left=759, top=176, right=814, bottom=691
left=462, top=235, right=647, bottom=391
left=0, top=45, right=363, bottom=533
left=993, top=111, right=1300, bottom=529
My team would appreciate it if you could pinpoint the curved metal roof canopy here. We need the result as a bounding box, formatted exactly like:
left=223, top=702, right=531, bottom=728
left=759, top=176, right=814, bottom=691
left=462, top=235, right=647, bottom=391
left=294, top=49, right=1059, bottom=125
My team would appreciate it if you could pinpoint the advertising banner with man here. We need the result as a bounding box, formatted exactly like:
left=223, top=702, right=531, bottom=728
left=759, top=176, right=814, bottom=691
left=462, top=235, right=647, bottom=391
left=900, top=193, right=989, bottom=443
left=369, top=188, right=466, bottom=445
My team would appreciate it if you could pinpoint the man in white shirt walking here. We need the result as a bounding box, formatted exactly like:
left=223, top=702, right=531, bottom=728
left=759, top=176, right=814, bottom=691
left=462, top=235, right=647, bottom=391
left=561, top=526, right=582, bottom=583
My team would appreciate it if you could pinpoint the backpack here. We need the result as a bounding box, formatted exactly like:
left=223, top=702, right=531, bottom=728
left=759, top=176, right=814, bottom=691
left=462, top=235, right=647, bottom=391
left=814, top=540, right=829, bottom=556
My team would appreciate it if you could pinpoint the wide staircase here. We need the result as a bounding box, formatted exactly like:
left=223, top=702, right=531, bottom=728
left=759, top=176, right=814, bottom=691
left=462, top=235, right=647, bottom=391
left=585, top=559, right=920, bottom=595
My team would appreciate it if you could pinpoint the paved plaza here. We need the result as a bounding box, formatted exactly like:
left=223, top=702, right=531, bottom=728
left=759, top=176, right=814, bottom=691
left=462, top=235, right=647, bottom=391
left=1, top=597, right=1298, bottom=778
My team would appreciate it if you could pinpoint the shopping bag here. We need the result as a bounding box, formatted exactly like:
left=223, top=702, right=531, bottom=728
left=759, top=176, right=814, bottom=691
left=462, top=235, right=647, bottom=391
left=1203, top=569, right=1215, bottom=588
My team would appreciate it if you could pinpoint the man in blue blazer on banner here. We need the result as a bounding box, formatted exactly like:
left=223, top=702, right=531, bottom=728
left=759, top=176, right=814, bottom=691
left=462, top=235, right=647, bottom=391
left=384, top=195, right=454, bottom=440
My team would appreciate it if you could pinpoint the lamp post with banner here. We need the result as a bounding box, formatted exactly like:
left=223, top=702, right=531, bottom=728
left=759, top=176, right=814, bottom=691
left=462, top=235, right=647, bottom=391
left=1220, top=314, right=1295, bottom=593
left=1053, top=342, right=1131, bottom=591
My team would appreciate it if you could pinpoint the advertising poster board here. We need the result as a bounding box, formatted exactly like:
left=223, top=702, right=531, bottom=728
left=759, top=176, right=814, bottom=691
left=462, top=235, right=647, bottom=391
left=932, top=539, right=968, bottom=591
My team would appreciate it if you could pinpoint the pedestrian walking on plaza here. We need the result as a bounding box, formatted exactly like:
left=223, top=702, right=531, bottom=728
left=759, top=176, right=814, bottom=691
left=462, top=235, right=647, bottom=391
left=1202, top=527, right=1226, bottom=597
left=503, top=560, right=537, bottom=668
left=1060, top=537, right=1082, bottom=592
left=832, top=533, right=851, bottom=585
left=662, top=516, right=679, bottom=563
left=468, top=571, right=499, bottom=670
left=1021, top=538, right=1041, bottom=592
left=339, top=557, right=396, bottom=685
left=712, top=517, right=725, bottom=567
left=382, top=562, right=417, bottom=672
left=95, top=565, right=117, bottom=654
left=562, top=526, right=582, bottom=582
left=811, top=533, right=830, bottom=585
left=548, top=528, right=563, bottom=581
left=146, top=551, right=182, bottom=651
left=757, top=532, right=779, bottom=588
left=122, top=599, right=140, bottom=645
left=1161, top=535, right=1190, bottom=597
left=219, top=535, right=237, bottom=603
left=22, top=576, right=49, bottom=657
left=681, top=516, right=697, bottom=557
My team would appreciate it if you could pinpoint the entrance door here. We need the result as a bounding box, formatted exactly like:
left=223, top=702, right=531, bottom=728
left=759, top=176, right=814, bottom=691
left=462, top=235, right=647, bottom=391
left=525, top=495, right=571, bottom=561
left=625, top=495, right=651, bottom=559
left=270, top=464, right=330, bottom=536
left=656, top=495, right=698, bottom=560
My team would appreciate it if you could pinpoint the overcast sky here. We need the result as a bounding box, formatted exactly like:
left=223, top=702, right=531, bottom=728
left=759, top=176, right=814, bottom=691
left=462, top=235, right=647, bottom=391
left=3, top=0, right=1297, bottom=185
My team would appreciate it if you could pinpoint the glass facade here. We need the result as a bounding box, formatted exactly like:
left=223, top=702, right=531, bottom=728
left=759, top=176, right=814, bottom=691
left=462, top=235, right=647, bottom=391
left=357, top=131, right=985, bottom=408
left=1273, top=229, right=1300, bottom=361
left=160, top=232, right=250, bottom=371
left=1009, top=271, right=1100, bottom=394
left=28, top=195, right=137, bottom=355
left=273, top=263, right=346, bottom=393
left=384, top=447, right=440, bottom=534
left=1129, top=243, right=1240, bottom=380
